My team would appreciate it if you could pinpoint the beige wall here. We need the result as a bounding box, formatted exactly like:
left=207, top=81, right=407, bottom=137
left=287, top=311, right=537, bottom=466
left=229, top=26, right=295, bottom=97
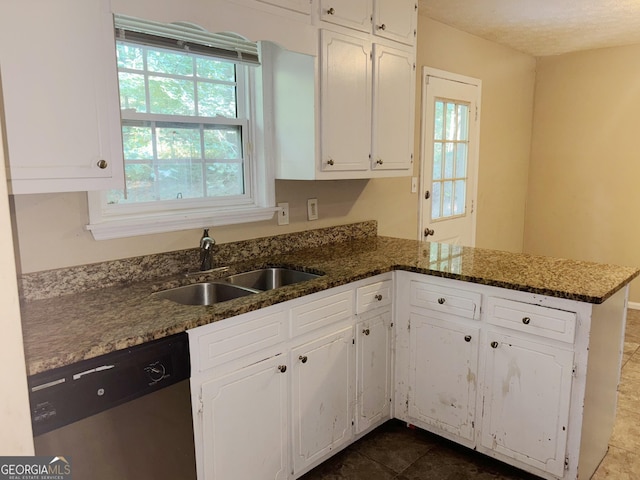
left=417, top=18, right=536, bottom=252
left=525, top=44, right=640, bottom=302
left=10, top=15, right=535, bottom=274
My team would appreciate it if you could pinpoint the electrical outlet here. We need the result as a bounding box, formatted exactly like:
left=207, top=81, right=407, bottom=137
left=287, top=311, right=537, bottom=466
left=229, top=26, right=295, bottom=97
left=277, top=202, right=289, bottom=225
left=307, top=198, right=318, bottom=221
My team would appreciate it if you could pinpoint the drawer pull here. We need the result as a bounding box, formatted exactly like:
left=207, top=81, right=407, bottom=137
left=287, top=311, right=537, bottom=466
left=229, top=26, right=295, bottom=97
left=491, top=341, right=499, bottom=349
left=437, top=297, right=446, bottom=305
left=375, top=294, right=383, bottom=301
left=277, top=365, right=287, bottom=373
left=299, top=355, right=308, bottom=364
left=464, top=335, right=472, bottom=342
left=363, top=328, right=370, bottom=336
left=522, top=317, right=531, bottom=325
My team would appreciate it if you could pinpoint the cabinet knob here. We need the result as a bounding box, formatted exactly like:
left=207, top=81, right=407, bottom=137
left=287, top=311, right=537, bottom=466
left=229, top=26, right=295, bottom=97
left=97, top=159, right=108, bottom=169
left=277, top=365, right=287, bottom=373
left=522, top=317, right=531, bottom=325
left=363, top=328, right=370, bottom=336
left=299, top=355, right=308, bottom=364
left=327, top=158, right=334, bottom=166
left=377, top=23, right=387, bottom=31
left=491, top=341, right=499, bottom=349
left=327, top=7, right=335, bottom=15
left=464, top=335, right=472, bottom=342
left=376, top=159, right=384, bottom=165
left=437, top=297, right=446, bottom=305
left=424, top=228, right=435, bottom=237
left=375, top=294, right=383, bottom=301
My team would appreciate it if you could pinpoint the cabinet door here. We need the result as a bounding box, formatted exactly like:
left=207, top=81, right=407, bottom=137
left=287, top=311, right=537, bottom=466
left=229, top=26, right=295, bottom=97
left=408, top=313, right=479, bottom=443
left=371, top=44, right=415, bottom=173
left=0, top=0, right=123, bottom=194
left=320, top=30, right=372, bottom=172
left=356, top=309, right=392, bottom=433
left=255, top=0, right=311, bottom=14
left=481, top=332, right=574, bottom=477
left=291, top=326, right=355, bottom=474
left=319, top=0, right=372, bottom=32
left=373, top=0, right=417, bottom=45
left=198, top=354, right=288, bottom=480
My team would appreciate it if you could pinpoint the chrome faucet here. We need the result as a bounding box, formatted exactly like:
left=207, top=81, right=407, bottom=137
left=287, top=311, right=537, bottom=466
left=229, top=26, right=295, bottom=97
left=199, top=228, right=216, bottom=271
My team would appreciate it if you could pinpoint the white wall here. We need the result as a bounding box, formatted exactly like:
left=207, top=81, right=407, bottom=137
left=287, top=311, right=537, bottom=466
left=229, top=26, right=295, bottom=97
left=0, top=113, right=34, bottom=453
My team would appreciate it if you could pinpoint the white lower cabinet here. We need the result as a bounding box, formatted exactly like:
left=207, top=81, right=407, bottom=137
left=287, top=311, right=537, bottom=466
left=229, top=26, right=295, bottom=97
left=481, top=332, right=574, bottom=477
left=291, top=327, right=355, bottom=474
left=408, top=313, right=479, bottom=444
left=356, top=307, right=393, bottom=433
left=200, top=353, right=289, bottom=479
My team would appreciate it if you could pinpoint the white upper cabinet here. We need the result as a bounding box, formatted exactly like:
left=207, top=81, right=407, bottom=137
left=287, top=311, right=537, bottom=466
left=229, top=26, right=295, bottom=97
left=0, top=0, right=124, bottom=194
left=319, top=0, right=372, bottom=32
left=320, top=30, right=372, bottom=173
left=371, top=44, right=415, bottom=172
left=373, top=0, right=418, bottom=45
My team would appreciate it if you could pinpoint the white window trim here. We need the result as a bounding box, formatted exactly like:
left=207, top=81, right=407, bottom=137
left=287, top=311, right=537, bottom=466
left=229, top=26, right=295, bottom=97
left=86, top=39, right=276, bottom=240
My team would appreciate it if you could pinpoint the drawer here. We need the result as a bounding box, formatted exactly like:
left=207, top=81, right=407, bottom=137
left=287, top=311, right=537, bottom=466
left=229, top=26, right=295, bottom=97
left=291, top=290, right=354, bottom=337
left=194, top=309, right=288, bottom=372
left=487, top=297, right=576, bottom=343
left=410, top=281, right=481, bottom=320
left=357, top=279, right=392, bottom=313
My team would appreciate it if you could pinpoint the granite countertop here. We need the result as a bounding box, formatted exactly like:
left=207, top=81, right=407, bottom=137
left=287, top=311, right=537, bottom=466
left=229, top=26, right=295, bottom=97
left=20, top=236, right=640, bottom=376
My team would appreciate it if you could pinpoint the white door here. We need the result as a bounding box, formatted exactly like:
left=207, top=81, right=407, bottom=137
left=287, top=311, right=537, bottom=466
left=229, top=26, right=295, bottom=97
left=481, top=332, right=574, bottom=477
left=408, top=313, right=479, bottom=443
left=419, top=68, right=481, bottom=246
left=291, top=327, right=355, bottom=474
left=356, top=309, right=392, bottom=433
left=199, top=354, right=289, bottom=480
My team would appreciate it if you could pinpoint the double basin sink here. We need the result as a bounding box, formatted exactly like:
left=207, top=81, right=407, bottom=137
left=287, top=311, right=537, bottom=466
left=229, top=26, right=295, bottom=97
left=153, top=267, right=322, bottom=306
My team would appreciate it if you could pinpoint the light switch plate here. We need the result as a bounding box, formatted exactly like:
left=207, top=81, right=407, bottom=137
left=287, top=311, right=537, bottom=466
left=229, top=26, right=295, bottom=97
left=277, top=202, right=289, bottom=225
left=307, top=198, right=318, bottom=221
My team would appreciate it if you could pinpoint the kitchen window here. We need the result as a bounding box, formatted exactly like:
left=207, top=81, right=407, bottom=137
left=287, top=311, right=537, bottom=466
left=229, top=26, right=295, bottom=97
left=87, top=15, right=276, bottom=240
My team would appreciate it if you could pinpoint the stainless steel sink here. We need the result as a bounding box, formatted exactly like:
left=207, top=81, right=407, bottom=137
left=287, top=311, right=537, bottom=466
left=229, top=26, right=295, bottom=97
left=224, top=267, right=321, bottom=291
left=152, top=282, right=257, bottom=306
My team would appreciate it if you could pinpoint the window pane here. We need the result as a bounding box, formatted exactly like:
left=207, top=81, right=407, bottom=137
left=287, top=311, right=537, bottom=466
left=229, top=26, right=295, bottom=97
left=454, top=179, right=466, bottom=215
left=119, top=72, right=147, bottom=113
left=431, top=182, right=441, bottom=220
left=444, top=143, right=454, bottom=178
left=434, top=101, right=444, bottom=140
left=198, top=83, right=237, bottom=118
left=122, top=125, right=153, bottom=159
left=117, top=43, right=144, bottom=70
left=204, top=126, right=242, bottom=159
left=455, top=143, right=467, bottom=177
left=445, top=102, right=456, bottom=140
left=432, top=143, right=442, bottom=180
left=147, top=49, right=193, bottom=76
left=443, top=180, right=453, bottom=217
left=156, top=126, right=202, bottom=160
left=206, top=163, right=244, bottom=196
left=149, top=77, right=195, bottom=115
left=457, top=104, right=469, bottom=141
left=156, top=163, right=204, bottom=200
left=124, top=163, right=155, bottom=202
left=197, top=58, right=235, bottom=82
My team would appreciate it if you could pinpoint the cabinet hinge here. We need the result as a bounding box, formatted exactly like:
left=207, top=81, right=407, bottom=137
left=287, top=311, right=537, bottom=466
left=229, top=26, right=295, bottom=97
left=564, top=455, right=570, bottom=470
left=475, top=105, right=478, bottom=121
left=407, top=318, right=411, bottom=331
left=352, top=338, right=355, bottom=345
left=197, top=393, right=204, bottom=415
left=413, top=63, right=416, bottom=71
left=572, top=365, right=577, bottom=377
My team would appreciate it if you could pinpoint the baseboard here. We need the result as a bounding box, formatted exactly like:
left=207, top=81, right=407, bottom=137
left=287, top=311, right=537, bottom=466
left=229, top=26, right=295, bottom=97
left=628, top=301, right=640, bottom=310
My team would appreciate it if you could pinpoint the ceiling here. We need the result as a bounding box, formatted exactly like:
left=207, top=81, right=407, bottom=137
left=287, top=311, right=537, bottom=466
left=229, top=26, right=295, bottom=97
left=418, top=0, right=640, bottom=56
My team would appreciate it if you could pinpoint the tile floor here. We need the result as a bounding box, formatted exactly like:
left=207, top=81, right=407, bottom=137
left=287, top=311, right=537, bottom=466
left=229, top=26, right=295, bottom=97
left=300, top=309, right=640, bottom=480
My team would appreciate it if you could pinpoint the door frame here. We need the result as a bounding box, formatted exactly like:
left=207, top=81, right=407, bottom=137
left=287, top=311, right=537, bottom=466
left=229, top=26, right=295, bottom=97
left=417, top=67, right=482, bottom=245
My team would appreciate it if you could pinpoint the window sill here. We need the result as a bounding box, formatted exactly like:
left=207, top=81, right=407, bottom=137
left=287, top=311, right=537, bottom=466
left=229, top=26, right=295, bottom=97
left=86, top=205, right=278, bottom=240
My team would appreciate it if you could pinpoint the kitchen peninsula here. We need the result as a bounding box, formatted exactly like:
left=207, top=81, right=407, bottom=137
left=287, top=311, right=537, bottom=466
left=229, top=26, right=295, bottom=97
left=19, top=222, right=640, bottom=479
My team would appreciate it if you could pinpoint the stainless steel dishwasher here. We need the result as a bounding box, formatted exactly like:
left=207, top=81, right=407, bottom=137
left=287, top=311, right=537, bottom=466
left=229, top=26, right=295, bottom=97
left=28, top=332, right=196, bottom=480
